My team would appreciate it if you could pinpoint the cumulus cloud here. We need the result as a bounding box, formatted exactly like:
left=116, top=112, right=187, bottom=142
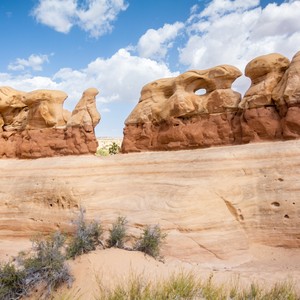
left=178, top=0, right=300, bottom=94
left=8, top=54, right=50, bottom=71
left=32, top=0, right=128, bottom=37
left=1, top=49, right=177, bottom=107
left=137, top=22, right=184, bottom=60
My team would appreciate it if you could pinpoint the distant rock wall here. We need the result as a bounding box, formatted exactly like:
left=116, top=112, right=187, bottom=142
left=0, top=87, right=101, bottom=158
left=122, top=51, right=300, bottom=152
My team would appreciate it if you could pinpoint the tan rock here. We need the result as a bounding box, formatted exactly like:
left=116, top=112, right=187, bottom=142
left=23, top=89, right=68, bottom=129
left=239, top=53, right=290, bottom=109
left=0, top=140, right=299, bottom=263
left=67, top=88, right=101, bottom=128
left=0, top=86, right=28, bottom=131
left=125, top=65, right=242, bottom=125
left=273, top=51, right=300, bottom=108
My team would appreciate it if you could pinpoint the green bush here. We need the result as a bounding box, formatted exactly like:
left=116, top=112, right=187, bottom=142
left=96, top=148, right=109, bottom=157
left=108, top=142, right=120, bottom=155
left=134, top=224, right=167, bottom=259
left=0, top=232, right=71, bottom=299
left=0, top=262, right=26, bottom=300
left=107, top=216, right=128, bottom=249
left=66, top=208, right=103, bottom=259
left=21, top=232, right=72, bottom=295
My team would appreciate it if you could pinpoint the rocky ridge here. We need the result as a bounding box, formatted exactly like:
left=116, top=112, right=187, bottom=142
left=122, top=51, right=300, bottom=152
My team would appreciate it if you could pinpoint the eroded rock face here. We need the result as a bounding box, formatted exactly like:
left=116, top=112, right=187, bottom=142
left=0, top=87, right=28, bottom=132
left=123, top=65, right=242, bottom=152
left=67, top=88, right=101, bottom=128
left=122, top=51, right=300, bottom=152
left=0, top=87, right=100, bottom=158
left=0, top=142, right=299, bottom=262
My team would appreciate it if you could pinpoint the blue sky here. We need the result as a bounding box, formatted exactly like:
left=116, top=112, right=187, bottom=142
left=1, top=0, right=299, bottom=137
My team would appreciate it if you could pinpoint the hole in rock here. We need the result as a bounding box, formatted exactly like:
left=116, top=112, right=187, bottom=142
left=271, top=202, right=280, bottom=207
left=49, top=203, right=53, bottom=207
left=293, top=202, right=295, bottom=205
left=284, top=214, right=290, bottom=219
left=278, top=178, right=284, bottom=181
left=239, top=214, right=244, bottom=221
left=194, top=88, right=206, bottom=95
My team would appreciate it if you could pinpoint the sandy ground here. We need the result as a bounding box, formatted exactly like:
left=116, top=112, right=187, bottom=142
left=50, top=245, right=300, bottom=299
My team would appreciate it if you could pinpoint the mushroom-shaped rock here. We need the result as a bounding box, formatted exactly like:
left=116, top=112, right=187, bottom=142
left=0, top=86, right=28, bottom=131
left=23, top=89, right=68, bottom=129
left=67, top=88, right=101, bottom=128
left=239, top=53, right=290, bottom=109
left=273, top=51, right=300, bottom=108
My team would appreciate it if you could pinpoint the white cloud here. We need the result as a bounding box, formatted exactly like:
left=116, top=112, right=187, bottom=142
left=1, top=49, right=177, bottom=108
left=137, top=22, right=184, bottom=59
left=179, top=0, right=300, bottom=94
left=32, top=0, right=77, bottom=33
left=32, top=0, right=128, bottom=37
left=8, top=54, right=50, bottom=71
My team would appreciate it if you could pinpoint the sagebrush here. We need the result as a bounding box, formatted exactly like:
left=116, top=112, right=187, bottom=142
left=66, top=208, right=103, bottom=259
left=107, top=216, right=128, bottom=249
left=134, top=224, right=167, bottom=259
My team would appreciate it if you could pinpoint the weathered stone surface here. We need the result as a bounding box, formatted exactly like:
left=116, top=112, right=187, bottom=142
left=239, top=53, right=290, bottom=109
left=0, top=140, right=299, bottom=263
left=67, top=88, right=101, bottom=128
left=126, top=65, right=242, bottom=125
left=122, top=51, right=300, bottom=153
left=0, top=87, right=28, bottom=132
left=23, top=89, right=68, bottom=129
left=0, top=87, right=100, bottom=158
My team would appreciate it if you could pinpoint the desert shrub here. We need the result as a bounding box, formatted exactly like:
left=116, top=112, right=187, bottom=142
left=107, top=216, right=128, bottom=249
left=96, top=148, right=109, bottom=157
left=21, top=231, right=72, bottom=295
left=108, top=142, right=120, bottom=155
left=0, top=232, right=71, bottom=299
left=134, top=224, right=167, bottom=259
left=66, top=208, right=103, bottom=259
left=0, top=261, right=26, bottom=300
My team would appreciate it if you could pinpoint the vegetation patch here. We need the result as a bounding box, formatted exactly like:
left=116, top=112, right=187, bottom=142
left=107, top=216, right=128, bottom=249
left=66, top=208, right=103, bottom=259
left=134, top=224, right=167, bottom=259
left=96, top=271, right=299, bottom=300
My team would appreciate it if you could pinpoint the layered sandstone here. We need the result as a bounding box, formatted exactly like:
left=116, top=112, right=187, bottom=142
left=0, top=87, right=101, bottom=158
left=0, top=140, right=299, bottom=263
left=122, top=51, right=300, bottom=152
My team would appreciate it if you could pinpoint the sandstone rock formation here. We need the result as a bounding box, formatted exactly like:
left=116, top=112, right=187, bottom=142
left=0, top=140, right=299, bottom=263
left=0, top=88, right=101, bottom=158
left=122, top=50, right=300, bottom=152
left=67, top=87, right=101, bottom=128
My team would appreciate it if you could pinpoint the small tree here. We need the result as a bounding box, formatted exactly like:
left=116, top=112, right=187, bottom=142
left=108, top=142, right=120, bottom=155
left=66, top=208, right=103, bottom=259
left=134, top=225, right=167, bottom=259
left=107, top=216, right=128, bottom=249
